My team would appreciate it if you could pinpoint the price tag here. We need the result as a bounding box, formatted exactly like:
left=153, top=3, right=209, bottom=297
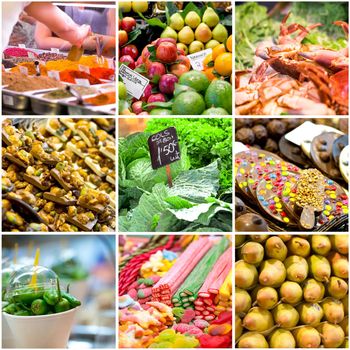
left=75, top=78, right=90, bottom=87
left=27, top=52, right=35, bottom=59
left=119, top=63, right=149, bottom=99
left=50, top=48, right=60, bottom=53
left=3, top=95, right=14, bottom=106
left=78, top=65, right=90, bottom=74
left=48, top=70, right=60, bottom=80
left=234, top=142, right=250, bottom=154
left=19, top=66, right=28, bottom=75
left=148, top=127, right=181, bottom=170
left=285, top=121, right=343, bottom=146
left=18, top=44, right=26, bottom=48
left=187, top=48, right=212, bottom=71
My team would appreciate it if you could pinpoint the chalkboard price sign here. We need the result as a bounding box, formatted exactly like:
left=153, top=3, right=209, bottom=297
left=148, top=127, right=181, bottom=170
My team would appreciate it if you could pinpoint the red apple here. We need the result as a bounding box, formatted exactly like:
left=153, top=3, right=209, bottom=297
left=121, top=17, right=136, bottom=33
left=132, top=101, right=143, bottom=114
left=147, top=62, right=166, bottom=80
left=138, top=111, right=149, bottom=115
left=152, top=38, right=177, bottom=47
left=118, top=30, right=128, bottom=47
left=147, top=93, right=166, bottom=109
left=119, top=55, right=135, bottom=69
left=156, top=42, right=178, bottom=63
left=159, top=74, right=178, bottom=95
left=140, top=84, right=152, bottom=102
left=169, top=63, right=190, bottom=78
left=177, top=55, right=191, bottom=69
left=121, top=44, right=138, bottom=60
left=135, top=56, right=143, bottom=68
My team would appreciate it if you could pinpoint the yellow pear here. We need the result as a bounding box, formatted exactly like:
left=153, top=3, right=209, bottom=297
left=184, top=11, right=201, bottom=29
left=178, top=26, right=194, bottom=45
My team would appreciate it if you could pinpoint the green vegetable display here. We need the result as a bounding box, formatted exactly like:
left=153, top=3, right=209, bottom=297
left=119, top=119, right=232, bottom=232
left=2, top=285, right=81, bottom=316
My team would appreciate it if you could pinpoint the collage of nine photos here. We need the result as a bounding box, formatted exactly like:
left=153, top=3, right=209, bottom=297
left=0, top=0, right=349, bottom=349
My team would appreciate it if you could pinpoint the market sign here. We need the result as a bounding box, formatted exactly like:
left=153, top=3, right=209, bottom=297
left=187, top=48, right=212, bottom=71
left=148, top=127, right=180, bottom=187
left=119, top=63, right=149, bottom=99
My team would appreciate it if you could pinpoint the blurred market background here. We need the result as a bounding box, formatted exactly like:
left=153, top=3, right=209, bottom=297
left=2, top=235, right=115, bottom=349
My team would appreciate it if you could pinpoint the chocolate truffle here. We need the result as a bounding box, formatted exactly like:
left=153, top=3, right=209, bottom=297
left=252, top=125, right=268, bottom=144
left=267, top=120, right=286, bottom=139
left=235, top=197, right=246, bottom=218
left=236, top=128, right=255, bottom=144
left=264, top=138, right=278, bottom=152
left=235, top=213, right=269, bottom=232
left=236, top=118, right=253, bottom=129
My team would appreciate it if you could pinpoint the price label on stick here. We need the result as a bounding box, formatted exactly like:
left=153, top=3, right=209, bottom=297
left=119, top=63, right=149, bottom=99
left=148, top=127, right=181, bottom=187
left=187, top=48, right=212, bottom=71
left=51, top=48, right=60, bottom=53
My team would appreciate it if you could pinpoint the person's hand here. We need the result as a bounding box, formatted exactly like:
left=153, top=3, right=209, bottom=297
left=73, top=24, right=91, bottom=47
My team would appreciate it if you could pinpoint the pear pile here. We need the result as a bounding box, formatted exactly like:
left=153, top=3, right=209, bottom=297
left=161, top=7, right=228, bottom=55
left=235, top=235, right=349, bottom=348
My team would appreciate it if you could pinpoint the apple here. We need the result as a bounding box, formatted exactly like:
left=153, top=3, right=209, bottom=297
left=138, top=111, right=149, bottom=115
left=152, top=38, right=177, bottom=47
left=159, top=74, right=178, bottom=95
left=177, top=55, right=191, bottom=69
left=169, top=63, right=190, bottom=77
left=119, top=55, right=135, bottom=69
left=147, top=62, right=166, bottom=80
left=156, top=42, right=178, bottom=63
left=132, top=101, right=143, bottom=114
left=135, top=56, right=143, bottom=68
left=121, top=44, right=138, bottom=60
left=119, top=30, right=128, bottom=47
left=140, top=84, right=152, bottom=102
left=121, top=17, right=136, bottom=32
left=147, top=93, right=166, bottom=109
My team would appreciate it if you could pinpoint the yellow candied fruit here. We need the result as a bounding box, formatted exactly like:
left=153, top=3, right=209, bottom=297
left=290, top=193, right=296, bottom=197
left=290, top=198, right=296, bottom=202
left=328, top=215, right=335, bottom=220
left=242, top=181, right=247, bottom=187
left=330, top=194, right=337, bottom=199
left=276, top=203, right=282, bottom=209
left=281, top=171, right=288, bottom=176
left=274, top=196, right=280, bottom=203
left=323, top=210, right=330, bottom=216
left=248, top=179, right=254, bottom=184
left=343, top=208, right=348, bottom=214
left=285, top=182, right=291, bottom=187
left=266, top=184, right=272, bottom=190
left=325, top=205, right=332, bottom=211
left=239, top=168, right=245, bottom=174
left=283, top=217, right=290, bottom=223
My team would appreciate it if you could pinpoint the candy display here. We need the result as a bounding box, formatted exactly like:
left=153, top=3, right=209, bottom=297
left=2, top=2, right=116, bottom=115
left=235, top=118, right=349, bottom=232
left=118, top=2, right=232, bottom=116
left=119, top=118, right=232, bottom=232
left=2, top=118, right=116, bottom=232
left=235, top=2, right=348, bottom=115
left=235, top=234, right=349, bottom=348
left=119, top=235, right=232, bottom=348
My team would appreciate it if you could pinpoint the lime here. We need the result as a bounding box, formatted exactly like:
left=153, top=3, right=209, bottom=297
left=172, top=91, right=205, bottom=115
left=205, top=80, right=232, bottom=113
left=178, top=71, right=210, bottom=93
left=149, top=108, right=172, bottom=115
left=118, top=81, right=127, bottom=100
left=202, top=107, right=228, bottom=115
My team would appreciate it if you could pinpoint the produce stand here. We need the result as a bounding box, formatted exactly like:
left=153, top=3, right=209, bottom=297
left=119, top=235, right=232, bottom=348
left=118, top=1, right=232, bottom=115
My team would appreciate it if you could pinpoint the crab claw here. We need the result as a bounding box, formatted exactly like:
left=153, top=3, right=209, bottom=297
left=298, top=50, right=348, bottom=71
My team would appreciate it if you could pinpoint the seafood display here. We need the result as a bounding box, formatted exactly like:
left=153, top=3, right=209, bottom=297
left=235, top=3, right=349, bottom=115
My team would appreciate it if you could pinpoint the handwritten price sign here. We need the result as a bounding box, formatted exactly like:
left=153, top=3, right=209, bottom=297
left=148, top=127, right=181, bottom=170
